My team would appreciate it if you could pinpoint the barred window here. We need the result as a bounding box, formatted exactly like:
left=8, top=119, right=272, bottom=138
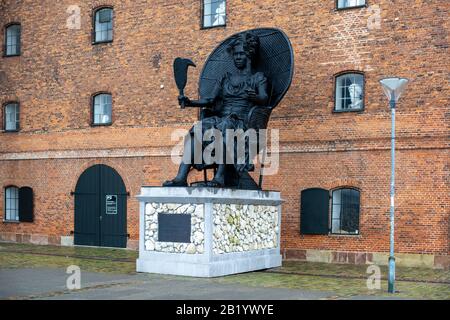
left=337, top=0, right=366, bottom=9
left=4, top=102, right=19, bottom=131
left=335, top=73, right=364, bottom=111
left=203, top=0, right=226, bottom=28
left=331, top=188, right=360, bottom=235
left=4, top=24, right=21, bottom=56
left=93, top=93, right=112, bottom=125
left=93, top=8, right=113, bottom=43
left=5, top=186, right=19, bottom=221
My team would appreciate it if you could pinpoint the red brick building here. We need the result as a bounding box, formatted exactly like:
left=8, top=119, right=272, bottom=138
left=0, top=0, right=448, bottom=268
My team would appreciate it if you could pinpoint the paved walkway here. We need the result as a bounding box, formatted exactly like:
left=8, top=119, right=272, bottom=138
left=1, top=268, right=406, bottom=300
left=0, top=267, right=341, bottom=300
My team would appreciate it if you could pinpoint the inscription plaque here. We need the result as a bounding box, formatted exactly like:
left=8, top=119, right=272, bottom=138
left=106, top=195, right=117, bottom=215
left=158, top=213, right=191, bottom=243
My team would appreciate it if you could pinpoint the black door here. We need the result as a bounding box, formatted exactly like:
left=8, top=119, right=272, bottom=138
left=74, top=164, right=127, bottom=248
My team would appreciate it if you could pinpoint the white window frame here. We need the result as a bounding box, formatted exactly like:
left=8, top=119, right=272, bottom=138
left=4, top=102, right=19, bottom=131
left=337, top=0, right=366, bottom=9
left=5, top=24, right=21, bottom=56
left=203, top=0, right=226, bottom=28
left=93, top=93, right=112, bottom=125
left=334, top=73, right=365, bottom=112
left=94, top=8, right=113, bottom=43
left=331, top=188, right=360, bottom=235
left=4, top=186, right=19, bottom=222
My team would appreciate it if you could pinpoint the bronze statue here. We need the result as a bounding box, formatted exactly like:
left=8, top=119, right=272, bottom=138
left=163, top=29, right=294, bottom=189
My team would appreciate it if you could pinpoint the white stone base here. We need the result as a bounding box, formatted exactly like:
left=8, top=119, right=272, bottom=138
left=137, top=249, right=282, bottom=278
left=136, top=187, right=283, bottom=278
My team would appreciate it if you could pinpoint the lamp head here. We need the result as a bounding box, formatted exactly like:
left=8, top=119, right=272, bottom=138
left=380, top=77, right=409, bottom=104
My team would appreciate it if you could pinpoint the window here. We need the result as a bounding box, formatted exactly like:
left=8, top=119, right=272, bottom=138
left=300, top=187, right=360, bottom=235
left=4, top=186, right=34, bottom=222
left=4, top=102, right=19, bottom=131
left=92, top=93, right=112, bottom=125
left=93, top=7, right=113, bottom=43
left=4, top=186, right=19, bottom=221
left=331, top=188, right=360, bottom=235
left=335, top=73, right=364, bottom=111
left=4, top=24, right=21, bottom=56
left=337, top=0, right=366, bottom=9
left=203, top=0, right=226, bottom=28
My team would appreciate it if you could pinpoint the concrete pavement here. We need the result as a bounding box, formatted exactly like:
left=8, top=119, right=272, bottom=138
left=0, top=268, right=335, bottom=300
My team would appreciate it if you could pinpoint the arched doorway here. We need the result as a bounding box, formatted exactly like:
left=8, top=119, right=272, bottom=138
left=74, top=164, right=127, bottom=248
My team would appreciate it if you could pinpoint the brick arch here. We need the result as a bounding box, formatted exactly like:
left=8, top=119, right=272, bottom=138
left=333, top=69, right=365, bottom=78
left=3, top=183, right=19, bottom=188
left=105, top=160, right=134, bottom=195
left=326, top=178, right=362, bottom=191
left=91, top=3, right=114, bottom=20
left=91, top=3, right=114, bottom=12
left=298, top=179, right=362, bottom=194
left=2, top=95, right=20, bottom=104
left=70, top=159, right=132, bottom=195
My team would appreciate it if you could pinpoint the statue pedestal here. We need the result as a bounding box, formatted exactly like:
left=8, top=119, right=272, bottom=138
left=136, top=187, right=282, bottom=277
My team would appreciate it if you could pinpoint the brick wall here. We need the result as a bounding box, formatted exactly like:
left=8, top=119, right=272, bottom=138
left=0, top=1, right=448, bottom=261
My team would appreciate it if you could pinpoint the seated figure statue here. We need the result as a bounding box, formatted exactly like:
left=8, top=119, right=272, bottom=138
left=163, top=32, right=268, bottom=188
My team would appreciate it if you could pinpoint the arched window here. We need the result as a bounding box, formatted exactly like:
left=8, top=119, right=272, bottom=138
left=337, top=0, right=366, bottom=10
left=3, top=102, right=20, bottom=131
left=92, top=93, right=112, bottom=125
left=335, top=72, right=364, bottom=111
left=3, top=186, right=34, bottom=222
left=4, top=23, right=21, bottom=56
left=93, top=7, right=113, bottom=43
left=202, top=0, right=226, bottom=28
left=4, top=186, right=19, bottom=221
left=331, top=188, right=360, bottom=234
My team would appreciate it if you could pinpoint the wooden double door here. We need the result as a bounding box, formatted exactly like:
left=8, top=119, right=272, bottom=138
left=74, top=164, right=127, bottom=248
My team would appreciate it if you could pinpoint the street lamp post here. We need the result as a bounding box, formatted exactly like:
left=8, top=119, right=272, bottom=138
left=380, top=77, right=409, bottom=294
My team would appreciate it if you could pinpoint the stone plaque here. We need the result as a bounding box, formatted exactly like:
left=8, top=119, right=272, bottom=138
left=158, top=213, right=191, bottom=243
